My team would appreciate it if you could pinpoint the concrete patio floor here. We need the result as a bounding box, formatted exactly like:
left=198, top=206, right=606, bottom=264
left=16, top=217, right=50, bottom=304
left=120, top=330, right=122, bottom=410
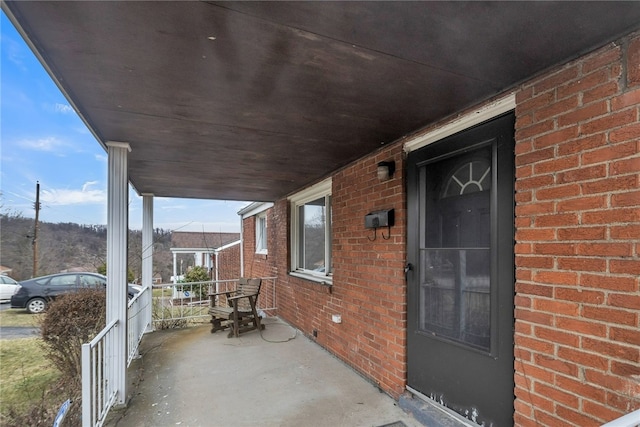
left=104, top=317, right=424, bottom=427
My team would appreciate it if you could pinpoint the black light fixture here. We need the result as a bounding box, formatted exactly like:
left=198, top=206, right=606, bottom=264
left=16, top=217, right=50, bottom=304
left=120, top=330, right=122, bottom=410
left=377, top=161, right=395, bottom=181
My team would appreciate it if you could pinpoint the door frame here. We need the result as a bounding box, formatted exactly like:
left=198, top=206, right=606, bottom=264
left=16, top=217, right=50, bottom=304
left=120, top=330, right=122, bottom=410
left=405, top=111, right=516, bottom=426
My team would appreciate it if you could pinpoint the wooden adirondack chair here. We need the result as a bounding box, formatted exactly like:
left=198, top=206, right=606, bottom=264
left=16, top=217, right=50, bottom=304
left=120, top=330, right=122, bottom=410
left=208, top=278, right=264, bottom=338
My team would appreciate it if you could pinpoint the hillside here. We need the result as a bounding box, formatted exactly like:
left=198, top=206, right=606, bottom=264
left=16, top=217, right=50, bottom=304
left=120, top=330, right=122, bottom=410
left=0, top=212, right=174, bottom=281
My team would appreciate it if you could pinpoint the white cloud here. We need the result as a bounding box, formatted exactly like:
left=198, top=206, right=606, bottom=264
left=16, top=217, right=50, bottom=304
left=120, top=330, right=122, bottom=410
left=41, top=102, right=75, bottom=115
left=55, top=103, right=74, bottom=114
left=41, top=184, right=106, bottom=206
left=160, top=204, right=187, bottom=210
left=18, top=136, right=69, bottom=152
left=81, top=181, right=98, bottom=192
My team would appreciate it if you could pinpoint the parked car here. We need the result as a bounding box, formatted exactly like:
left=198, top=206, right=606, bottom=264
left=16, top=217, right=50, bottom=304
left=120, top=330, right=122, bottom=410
left=0, top=275, right=20, bottom=303
left=10, top=272, right=141, bottom=314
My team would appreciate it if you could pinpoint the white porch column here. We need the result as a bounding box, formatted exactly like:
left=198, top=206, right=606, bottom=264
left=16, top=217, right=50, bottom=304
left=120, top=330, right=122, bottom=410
left=172, top=252, right=178, bottom=283
left=106, top=141, right=130, bottom=406
left=141, top=193, right=154, bottom=333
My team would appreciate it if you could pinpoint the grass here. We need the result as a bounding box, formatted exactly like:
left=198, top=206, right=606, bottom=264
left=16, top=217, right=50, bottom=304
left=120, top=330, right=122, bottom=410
left=0, top=298, right=207, bottom=423
left=0, top=337, right=61, bottom=416
left=0, top=308, right=41, bottom=327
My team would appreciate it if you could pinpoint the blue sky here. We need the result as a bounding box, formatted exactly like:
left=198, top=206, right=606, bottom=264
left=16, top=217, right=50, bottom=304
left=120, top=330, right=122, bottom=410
left=1, top=12, right=247, bottom=232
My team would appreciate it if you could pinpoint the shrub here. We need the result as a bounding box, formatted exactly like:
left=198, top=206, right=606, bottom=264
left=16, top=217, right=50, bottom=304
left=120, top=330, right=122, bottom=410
left=3, top=395, right=57, bottom=427
left=39, top=289, right=106, bottom=425
left=178, top=265, right=211, bottom=300
left=152, top=298, right=188, bottom=330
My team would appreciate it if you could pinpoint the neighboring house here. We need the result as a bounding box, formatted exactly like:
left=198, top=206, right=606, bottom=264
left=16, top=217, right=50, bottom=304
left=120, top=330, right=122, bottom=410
left=238, top=203, right=276, bottom=314
left=136, top=273, right=163, bottom=285
left=170, top=232, right=241, bottom=283
left=241, top=35, right=640, bottom=427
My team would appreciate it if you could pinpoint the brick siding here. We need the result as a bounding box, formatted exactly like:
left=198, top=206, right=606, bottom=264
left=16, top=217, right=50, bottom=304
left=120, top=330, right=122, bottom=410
left=242, top=30, right=640, bottom=426
left=243, top=144, right=407, bottom=398
left=215, top=243, right=241, bottom=282
left=513, top=33, right=640, bottom=426
left=242, top=214, right=278, bottom=313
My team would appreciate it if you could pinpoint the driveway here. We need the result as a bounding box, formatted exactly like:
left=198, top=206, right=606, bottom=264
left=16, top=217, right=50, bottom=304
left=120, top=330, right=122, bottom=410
left=0, top=326, right=41, bottom=339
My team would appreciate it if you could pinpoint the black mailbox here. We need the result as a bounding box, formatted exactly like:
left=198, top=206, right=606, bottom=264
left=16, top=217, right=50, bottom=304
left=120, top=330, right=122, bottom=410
left=365, top=209, right=394, bottom=229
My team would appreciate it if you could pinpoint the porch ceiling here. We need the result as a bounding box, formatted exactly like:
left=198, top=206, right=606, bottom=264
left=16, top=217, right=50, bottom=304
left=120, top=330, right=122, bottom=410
left=4, top=1, right=640, bottom=202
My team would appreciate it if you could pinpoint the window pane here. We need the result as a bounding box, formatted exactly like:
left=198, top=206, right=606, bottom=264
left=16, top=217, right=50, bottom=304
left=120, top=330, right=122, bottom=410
left=81, top=275, right=105, bottom=287
left=420, top=145, right=492, bottom=352
left=256, top=215, right=267, bottom=252
left=50, top=275, right=77, bottom=287
left=301, top=197, right=326, bottom=271
left=419, top=249, right=490, bottom=351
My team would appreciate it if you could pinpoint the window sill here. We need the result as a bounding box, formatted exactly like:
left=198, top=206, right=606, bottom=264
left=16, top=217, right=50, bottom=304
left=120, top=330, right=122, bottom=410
left=289, top=271, right=332, bottom=286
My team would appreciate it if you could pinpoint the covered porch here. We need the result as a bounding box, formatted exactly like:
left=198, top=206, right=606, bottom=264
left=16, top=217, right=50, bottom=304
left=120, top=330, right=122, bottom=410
left=4, top=2, right=640, bottom=426
left=104, top=318, right=465, bottom=427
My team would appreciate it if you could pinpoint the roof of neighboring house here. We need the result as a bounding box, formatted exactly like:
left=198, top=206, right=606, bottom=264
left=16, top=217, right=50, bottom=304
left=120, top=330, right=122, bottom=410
left=171, top=232, right=240, bottom=251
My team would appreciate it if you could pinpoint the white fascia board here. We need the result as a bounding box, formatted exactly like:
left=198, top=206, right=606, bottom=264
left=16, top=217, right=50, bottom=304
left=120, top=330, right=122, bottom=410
left=403, top=93, right=516, bottom=153
left=171, top=240, right=240, bottom=253
left=239, top=202, right=274, bottom=219
left=170, top=247, right=216, bottom=253
left=216, top=240, right=241, bottom=252
left=288, top=177, right=332, bottom=204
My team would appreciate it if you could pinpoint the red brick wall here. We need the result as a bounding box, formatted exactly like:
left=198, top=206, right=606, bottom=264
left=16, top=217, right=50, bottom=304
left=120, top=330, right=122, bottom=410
left=241, top=30, right=640, bottom=425
left=245, top=143, right=407, bottom=398
left=513, top=33, right=640, bottom=426
left=331, top=145, right=407, bottom=397
left=242, top=213, right=278, bottom=314
left=215, top=243, right=241, bottom=282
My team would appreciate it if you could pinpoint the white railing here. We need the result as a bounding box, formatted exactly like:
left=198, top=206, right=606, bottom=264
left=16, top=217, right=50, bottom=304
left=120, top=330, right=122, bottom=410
left=151, top=280, right=214, bottom=327
left=151, top=277, right=278, bottom=326
left=81, top=319, right=119, bottom=427
left=602, top=409, right=640, bottom=427
left=81, top=286, right=151, bottom=427
left=81, top=277, right=277, bottom=426
left=127, top=285, right=151, bottom=366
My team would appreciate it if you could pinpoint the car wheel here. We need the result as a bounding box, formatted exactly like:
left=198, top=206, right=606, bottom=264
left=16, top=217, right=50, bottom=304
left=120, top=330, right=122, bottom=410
left=26, top=298, right=47, bottom=314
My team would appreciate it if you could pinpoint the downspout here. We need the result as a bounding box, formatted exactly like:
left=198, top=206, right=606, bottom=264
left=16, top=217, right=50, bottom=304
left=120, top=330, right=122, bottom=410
left=215, top=249, right=220, bottom=293
left=240, top=213, right=244, bottom=278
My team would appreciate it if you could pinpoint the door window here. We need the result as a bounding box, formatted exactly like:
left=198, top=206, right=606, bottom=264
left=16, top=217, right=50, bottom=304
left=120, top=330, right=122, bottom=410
left=420, top=149, right=492, bottom=352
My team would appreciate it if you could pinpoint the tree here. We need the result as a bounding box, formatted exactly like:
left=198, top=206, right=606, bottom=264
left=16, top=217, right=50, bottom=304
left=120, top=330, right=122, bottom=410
left=96, top=263, right=135, bottom=283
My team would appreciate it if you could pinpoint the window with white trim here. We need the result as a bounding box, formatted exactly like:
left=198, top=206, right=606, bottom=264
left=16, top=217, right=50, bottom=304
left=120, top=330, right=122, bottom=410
left=256, top=212, right=267, bottom=254
left=289, top=178, right=332, bottom=283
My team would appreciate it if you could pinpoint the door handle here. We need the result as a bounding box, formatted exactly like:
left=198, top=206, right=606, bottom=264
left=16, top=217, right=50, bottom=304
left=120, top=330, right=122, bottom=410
left=404, top=263, right=413, bottom=275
